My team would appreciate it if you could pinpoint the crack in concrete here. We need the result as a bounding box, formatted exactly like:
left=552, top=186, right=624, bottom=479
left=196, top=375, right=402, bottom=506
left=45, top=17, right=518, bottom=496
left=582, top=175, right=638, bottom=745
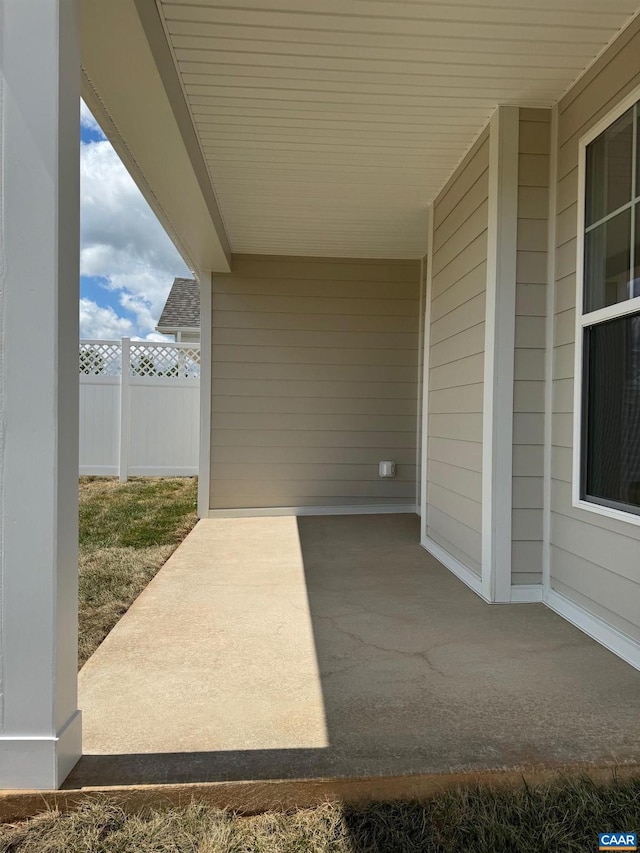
left=314, top=612, right=455, bottom=679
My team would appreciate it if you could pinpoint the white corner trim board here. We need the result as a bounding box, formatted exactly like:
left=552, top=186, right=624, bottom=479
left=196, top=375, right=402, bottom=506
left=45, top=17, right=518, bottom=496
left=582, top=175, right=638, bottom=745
left=207, top=504, right=417, bottom=519
left=544, top=588, right=640, bottom=673
left=415, top=251, right=428, bottom=516
left=542, top=104, right=559, bottom=591
left=419, top=205, right=435, bottom=544
left=482, top=105, right=519, bottom=604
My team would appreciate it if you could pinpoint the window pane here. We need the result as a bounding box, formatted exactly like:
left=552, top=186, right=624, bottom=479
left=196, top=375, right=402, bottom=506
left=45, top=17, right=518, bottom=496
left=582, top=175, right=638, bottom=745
left=585, top=106, right=633, bottom=227
left=584, top=207, right=631, bottom=313
left=584, top=313, right=640, bottom=512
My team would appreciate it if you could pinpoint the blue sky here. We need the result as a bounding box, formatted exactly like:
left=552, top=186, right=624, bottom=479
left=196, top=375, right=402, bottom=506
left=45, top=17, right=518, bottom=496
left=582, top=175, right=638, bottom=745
left=80, top=102, right=191, bottom=340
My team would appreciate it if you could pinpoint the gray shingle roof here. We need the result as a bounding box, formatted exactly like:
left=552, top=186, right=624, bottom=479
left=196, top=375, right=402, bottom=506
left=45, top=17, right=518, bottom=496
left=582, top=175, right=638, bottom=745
left=156, top=277, right=200, bottom=330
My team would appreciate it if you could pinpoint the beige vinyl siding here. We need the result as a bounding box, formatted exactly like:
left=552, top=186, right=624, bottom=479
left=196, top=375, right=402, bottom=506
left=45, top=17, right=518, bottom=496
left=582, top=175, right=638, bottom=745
left=550, top=16, right=640, bottom=641
left=210, top=255, right=421, bottom=510
left=512, top=108, right=550, bottom=585
left=426, top=128, right=489, bottom=575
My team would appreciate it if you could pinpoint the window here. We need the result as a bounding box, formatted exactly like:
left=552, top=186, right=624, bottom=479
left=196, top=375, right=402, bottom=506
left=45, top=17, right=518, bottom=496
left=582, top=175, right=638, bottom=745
left=577, top=97, right=640, bottom=519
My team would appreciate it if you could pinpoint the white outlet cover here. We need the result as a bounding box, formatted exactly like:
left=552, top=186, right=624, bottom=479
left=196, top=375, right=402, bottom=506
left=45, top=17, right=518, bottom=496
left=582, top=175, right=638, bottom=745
left=379, top=461, right=396, bottom=478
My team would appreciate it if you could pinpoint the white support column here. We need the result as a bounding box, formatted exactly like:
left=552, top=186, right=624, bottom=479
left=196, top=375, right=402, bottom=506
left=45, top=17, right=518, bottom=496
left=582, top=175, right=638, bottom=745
left=482, top=106, right=520, bottom=603
left=0, top=0, right=82, bottom=788
left=197, top=272, right=212, bottom=518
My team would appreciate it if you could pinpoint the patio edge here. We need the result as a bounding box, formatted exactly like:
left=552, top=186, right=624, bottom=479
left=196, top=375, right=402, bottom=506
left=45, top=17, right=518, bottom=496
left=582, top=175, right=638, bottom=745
left=2, top=762, right=640, bottom=823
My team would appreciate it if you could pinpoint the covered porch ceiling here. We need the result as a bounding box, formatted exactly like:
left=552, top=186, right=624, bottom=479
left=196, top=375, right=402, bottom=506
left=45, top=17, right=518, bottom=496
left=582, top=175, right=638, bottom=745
left=82, top=0, right=639, bottom=266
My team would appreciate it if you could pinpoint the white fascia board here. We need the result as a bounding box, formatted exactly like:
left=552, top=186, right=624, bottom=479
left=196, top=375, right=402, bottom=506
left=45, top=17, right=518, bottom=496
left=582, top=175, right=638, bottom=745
left=81, top=0, right=231, bottom=274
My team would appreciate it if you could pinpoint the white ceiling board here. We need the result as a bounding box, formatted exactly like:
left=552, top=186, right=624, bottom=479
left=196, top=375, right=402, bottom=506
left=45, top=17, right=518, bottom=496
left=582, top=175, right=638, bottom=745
left=157, top=0, right=639, bottom=258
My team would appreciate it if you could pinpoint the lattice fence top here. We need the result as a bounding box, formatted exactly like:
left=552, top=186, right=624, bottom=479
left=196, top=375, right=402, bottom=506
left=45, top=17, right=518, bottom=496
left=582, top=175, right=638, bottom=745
left=80, top=341, right=121, bottom=376
left=79, top=340, right=201, bottom=379
left=130, top=343, right=201, bottom=379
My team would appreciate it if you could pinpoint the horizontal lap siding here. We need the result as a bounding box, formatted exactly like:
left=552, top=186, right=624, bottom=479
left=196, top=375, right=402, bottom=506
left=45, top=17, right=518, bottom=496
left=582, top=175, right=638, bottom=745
left=551, top=19, right=640, bottom=641
left=426, top=129, right=489, bottom=575
left=210, top=255, right=421, bottom=510
left=512, top=109, right=550, bottom=585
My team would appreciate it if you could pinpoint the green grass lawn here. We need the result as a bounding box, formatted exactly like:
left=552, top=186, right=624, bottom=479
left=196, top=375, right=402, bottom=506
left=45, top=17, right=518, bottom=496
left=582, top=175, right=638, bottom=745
left=78, top=476, right=198, bottom=667
left=2, top=777, right=640, bottom=852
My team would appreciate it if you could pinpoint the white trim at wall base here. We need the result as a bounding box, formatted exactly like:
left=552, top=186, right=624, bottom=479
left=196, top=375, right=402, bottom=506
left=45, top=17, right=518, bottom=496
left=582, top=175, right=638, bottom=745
left=424, top=539, right=544, bottom=605
left=207, top=504, right=417, bottom=519
left=544, top=589, right=640, bottom=673
left=510, top=584, right=543, bottom=603
left=421, top=536, right=488, bottom=601
left=424, top=539, right=640, bottom=669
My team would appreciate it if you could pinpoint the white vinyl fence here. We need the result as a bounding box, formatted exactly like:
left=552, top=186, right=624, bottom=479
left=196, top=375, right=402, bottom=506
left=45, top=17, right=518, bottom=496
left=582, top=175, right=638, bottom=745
left=79, top=338, right=200, bottom=480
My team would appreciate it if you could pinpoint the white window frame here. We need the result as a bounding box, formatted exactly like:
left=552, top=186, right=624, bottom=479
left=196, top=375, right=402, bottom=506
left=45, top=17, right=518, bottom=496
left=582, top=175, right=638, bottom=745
left=573, top=83, right=640, bottom=527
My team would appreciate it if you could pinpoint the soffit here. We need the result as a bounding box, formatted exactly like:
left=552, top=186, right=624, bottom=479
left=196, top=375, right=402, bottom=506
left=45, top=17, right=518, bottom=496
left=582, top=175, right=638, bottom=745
left=156, top=0, right=639, bottom=258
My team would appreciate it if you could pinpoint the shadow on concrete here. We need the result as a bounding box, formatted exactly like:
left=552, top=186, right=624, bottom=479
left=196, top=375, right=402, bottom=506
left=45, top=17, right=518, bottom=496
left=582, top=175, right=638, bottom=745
left=67, top=514, right=640, bottom=791
left=65, top=748, right=332, bottom=788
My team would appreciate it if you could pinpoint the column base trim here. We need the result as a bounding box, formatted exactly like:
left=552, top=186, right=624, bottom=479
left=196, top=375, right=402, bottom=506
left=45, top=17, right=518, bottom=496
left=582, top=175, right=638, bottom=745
left=0, top=710, right=82, bottom=790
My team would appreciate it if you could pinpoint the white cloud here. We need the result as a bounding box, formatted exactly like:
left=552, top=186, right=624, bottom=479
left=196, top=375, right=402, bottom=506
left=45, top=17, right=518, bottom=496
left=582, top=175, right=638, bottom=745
left=79, top=298, right=135, bottom=340
left=80, top=102, right=192, bottom=339
left=117, top=290, right=160, bottom=335
left=80, top=100, right=105, bottom=138
left=144, top=331, right=173, bottom=343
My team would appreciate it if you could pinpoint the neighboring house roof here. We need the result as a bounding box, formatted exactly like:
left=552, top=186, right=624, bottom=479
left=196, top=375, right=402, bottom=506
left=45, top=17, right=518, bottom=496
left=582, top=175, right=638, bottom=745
left=156, top=277, right=200, bottom=331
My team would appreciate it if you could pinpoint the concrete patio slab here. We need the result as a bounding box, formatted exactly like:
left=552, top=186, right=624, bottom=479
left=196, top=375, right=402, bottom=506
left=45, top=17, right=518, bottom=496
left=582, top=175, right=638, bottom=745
left=70, top=514, right=640, bottom=788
